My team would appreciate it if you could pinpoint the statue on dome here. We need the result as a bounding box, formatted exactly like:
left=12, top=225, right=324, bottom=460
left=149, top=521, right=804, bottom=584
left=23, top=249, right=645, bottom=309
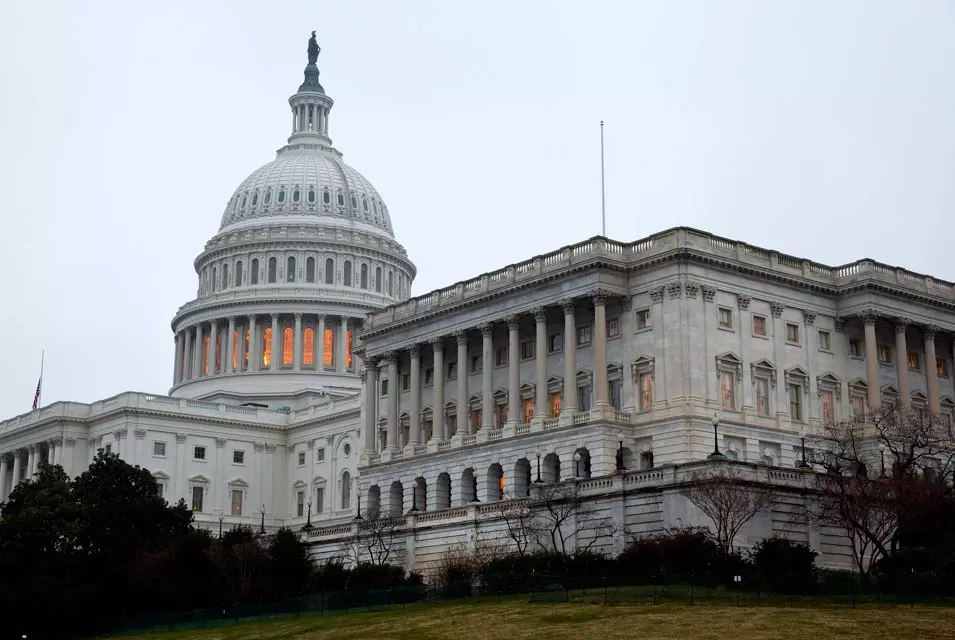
left=307, top=31, right=321, bottom=65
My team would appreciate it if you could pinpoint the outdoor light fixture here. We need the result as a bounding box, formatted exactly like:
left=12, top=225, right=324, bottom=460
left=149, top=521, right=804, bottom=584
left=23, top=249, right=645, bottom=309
left=573, top=451, right=581, bottom=478
left=301, top=498, right=314, bottom=533
left=259, top=503, right=266, bottom=534
left=355, top=486, right=363, bottom=520
left=616, top=431, right=625, bottom=471
left=218, top=514, right=224, bottom=539
left=797, top=428, right=810, bottom=469
left=707, top=413, right=725, bottom=459
left=535, top=448, right=543, bottom=483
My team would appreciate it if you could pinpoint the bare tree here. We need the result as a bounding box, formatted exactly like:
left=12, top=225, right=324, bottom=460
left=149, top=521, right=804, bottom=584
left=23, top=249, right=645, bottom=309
left=339, top=507, right=400, bottom=567
left=529, top=484, right=619, bottom=556
left=492, top=494, right=535, bottom=557
left=682, top=466, right=774, bottom=555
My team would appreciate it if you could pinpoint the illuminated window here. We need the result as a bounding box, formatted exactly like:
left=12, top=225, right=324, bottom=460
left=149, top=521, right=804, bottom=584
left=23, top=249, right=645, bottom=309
left=287, top=257, right=296, bottom=282
left=203, top=336, right=210, bottom=374
left=244, top=329, right=250, bottom=368
left=640, top=373, right=653, bottom=411
left=251, top=259, right=259, bottom=285
left=323, top=328, right=334, bottom=368
left=232, top=330, right=239, bottom=369
left=343, top=261, right=352, bottom=286
left=282, top=327, right=294, bottom=366
left=324, top=258, right=334, bottom=284
left=522, top=398, right=535, bottom=424
left=306, top=257, right=315, bottom=283
left=235, top=261, right=242, bottom=287
left=346, top=330, right=353, bottom=368
left=303, top=328, right=315, bottom=366
left=549, top=392, right=561, bottom=418
left=360, top=264, right=368, bottom=289
left=268, top=257, right=277, bottom=283
left=908, top=351, right=921, bottom=370
left=721, top=372, right=735, bottom=410
left=262, top=328, right=272, bottom=367
left=214, top=334, right=222, bottom=373
left=938, top=358, right=949, bottom=377
left=821, top=390, right=835, bottom=424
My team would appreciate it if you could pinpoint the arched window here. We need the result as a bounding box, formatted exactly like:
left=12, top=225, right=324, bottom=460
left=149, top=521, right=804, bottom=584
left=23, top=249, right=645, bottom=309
left=278, top=188, right=286, bottom=203
left=323, top=328, right=334, bottom=368
left=362, top=197, right=369, bottom=212
left=375, top=267, right=382, bottom=293
left=232, top=329, right=239, bottom=370
left=324, top=258, right=334, bottom=284
left=322, top=189, right=330, bottom=204
left=268, top=257, right=277, bottom=283
left=240, top=195, right=247, bottom=210
left=287, top=257, right=296, bottom=282
left=350, top=195, right=357, bottom=209
left=251, top=259, right=259, bottom=285
left=360, top=264, right=368, bottom=289
left=346, top=330, right=353, bottom=369
left=262, top=327, right=272, bottom=367
left=222, top=264, right=229, bottom=290
left=387, top=270, right=393, bottom=296
left=211, top=267, right=217, bottom=292
left=343, top=261, right=352, bottom=286
left=263, top=189, right=271, bottom=205
left=306, top=257, right=315, bottom=283
left=251, top=192, right=258, bottom=206
left=283, top=327, right=293, bottom=366
left=292, top=189, right=301, bottom=203
left=303, top=327, right=315, bottom=366
left=341, top=471, right=352, bottom=510
left=337, top=193, right=345, bottom=207
left=307, top=189, right=315, bottom=203
left=235, top=261, right=243, bottom=287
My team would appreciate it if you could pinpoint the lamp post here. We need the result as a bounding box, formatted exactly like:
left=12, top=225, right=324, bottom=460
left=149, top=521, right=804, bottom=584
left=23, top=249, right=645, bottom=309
left=707, top=413, right=725, bottom=459
left=534, top=448, right=543, bottom=483
left=471, top=472, right=480, bottom=503
left=259, top=503, right=266, bottom=534
left=797, top=428, right=810, bottom=469
left=880, top=446, right=886, bottom=476
left=218, top=514, right=224, bottom=539
left=301, top=498, right=313, bottom=533
left=616, top=431, right=625, bottom=471
left=409, top=479, right=419, bottom=513
left=355, top=486, right=363, bottom=520
left=573, top=451, right=581, bottom=479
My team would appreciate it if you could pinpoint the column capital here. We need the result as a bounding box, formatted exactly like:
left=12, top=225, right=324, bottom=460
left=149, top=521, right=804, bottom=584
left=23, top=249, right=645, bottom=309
left=270, top=312, right=280, bottom=321
left=649, top=286, right=665, bottom=303
left=894, top=319, right=909, bottom=334
left=532, top=307, right=547, bottom=323
left=478, top=322, right=493, bottom=338
left=701, top=286, right=716, bottom=303
left=176, top=432, right=188, bottom=444
left=736, top=293, right=751, bottom=310
left=227, top=315, right=236, bottom=323
left=294, top=312, right=303, bottom=320
left=924, top=325, right=939, bottom=340
left=49, top=436, right=63, bottom=447
left=770, top=301, right=785, bottom=318
left=802, top=310, right=817, bottom=326
left=359, top=367, right=368, bottom=382
left=253, top=442, right=265, bottom=452
left=134, top=429, right=146, bottom=440
left=0, top=452, right=12, bottom=463
left=382, top=351, right=397, bottom=365
left=64, top=437, right=76, bottom=447
left=215, top=438, right=227, bottom=448
left=834, top=317, right=847, bottom=333
left=591, top=288, right=610, bottom=306
left=860, top=309, right=880, bottom=326
left=505, top=314, right=520, bottom=331
left=408, top=343, right=422, bottom=358
left=453, top=329, right=469, bottom=345
left=429, top=337, right=444, bottom=352
left=317, top=313, right=326, bottom=320
left=559, top=300, right=575, bottom=315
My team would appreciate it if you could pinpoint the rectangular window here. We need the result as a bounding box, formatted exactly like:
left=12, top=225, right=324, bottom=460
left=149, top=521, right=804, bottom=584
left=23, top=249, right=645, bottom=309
left=578, top=386, right=592, bottom=412
left=522, top=398, right=535, bottom=424
left=282, top=326, right=294, bottom=366
left=640, top=373, right=653, bottom=412
left=908, top=351, right=921, bottom=370
left=635, top=309, right=651, bottom=331
left=878, top=345, right=892, bottom=364
left=317, top=447, right=325, bottom=462
left=756, top=378, right=770, bottom=417
left=298, top=451, right=306, bottom=466
left=323, top=328, right=334, bottom=368
left=520, top=340, right=535, bottom=360
left=549, top=392, right=562, bottom=418
left=469, top=354, right=482, bottom=373
left=495, top=403, right=508, bottom=427
left=401, top=373, right=410, bottom=391
left=296, top=490, right=305, bottom=517
left=233, top=450, right=245, bottom=465
left=303, top=328, right=314, bottom=366
left=346, top=330, right=353, bottom=369
left=105, top=443, right=112, bottom=454
left=786, top=323, right=800, bottom=344
left=471, top=409, right=483, bottom=430
left=607, top=317, right=620, bottom=338
left=937, top=358, right=948, bottom=377
left=231, top=489, right=243, bottom=516
left=424, top=367, right=434, bottom=385
left=849, top=339, right=862, bottom=357
left=315, top=487, right=325, bottom=513
left=821, top=390, right=835, bottom=424
left=548, top=333, right=562, bottom=353
left=577, top=325, right=592, bottom=345
left=381, top=379, right=389, bottom=397
left=851, top=395, right=865, bottom=417
left=789, top=384, right=802, bottom=421
left=153, top=441, right=166, bottom=457
left=495, top=347, right=508, bottom=366
left=720, top=372, right=735, bottom=410
left=447, top=361, right=458, bottom=379
left=194, top=446, right=206, bottom=461
left=718, top=307, right=733, bottom=329
left=192, top=486, right=204, bottom=512
left=818, top=331, right=831, bottom=351
left=610, top=381, right=621, bottom=410
left=752, top=315, right=767, bottom=337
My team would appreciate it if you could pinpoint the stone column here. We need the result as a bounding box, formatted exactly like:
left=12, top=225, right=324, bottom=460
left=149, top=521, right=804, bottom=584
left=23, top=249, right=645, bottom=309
left=183, top=327, right=193, bottom=380
left=407, top=345, right=422, bottom=446
left=0, top=454, right=8, bottom=502
left=270, top=313, right=280, bottom=370
left=11, top=452, right=22, bottom=489
left=431, top=339, right=445, bottom=440
left=27, top=445, right=36, bottom=478
left=317, top=314, right=326, bottom=370
left=226, top=317, right=236, bottom=373
left=247, top=315, right=258, bottom=372
left=924, top=325, right=941, bottom=414
left=480, top=323, right=494, bottom=429
left=593, top=291, right=610, bottom=406
left=362, top=364, right=376, bottom=456
left=562, top=300, right=578, bottom=412
left=338, top=316, right=349, bottom=372
left=862, top=310, right=881, bottom=410
left=219, top=321, right=228, bottom=374
left=385, top=353, right=399, bottom=450
left=53, top=437, right=63, bottom=466
left=533, top=307, right=548, bottom=417
left=48, top=439, right=56, bottom=466
left=894, top=320, right=910, bottom=410
left=293, top=313, right=303, bottom=370
left=194, top=324, right=204, bottom=377
left=506, top=316, right=520, bottom=426
left=455, top=330, right=469, bottom=435
left=207, top=321, right=217, bottom=376
left=173, top=331, right=184, bottom=384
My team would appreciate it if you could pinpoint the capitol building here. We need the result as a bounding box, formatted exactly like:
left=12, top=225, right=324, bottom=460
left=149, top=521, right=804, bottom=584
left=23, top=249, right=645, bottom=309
left=2, top=41, right=955, bottom=573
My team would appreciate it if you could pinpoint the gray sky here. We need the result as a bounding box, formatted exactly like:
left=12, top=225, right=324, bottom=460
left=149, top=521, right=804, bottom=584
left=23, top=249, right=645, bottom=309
left=1, top=1, right=953, bottom=418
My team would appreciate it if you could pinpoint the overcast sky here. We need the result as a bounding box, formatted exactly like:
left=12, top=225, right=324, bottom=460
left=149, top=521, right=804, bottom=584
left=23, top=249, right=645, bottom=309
left=0, top=1, right=952, bottom=418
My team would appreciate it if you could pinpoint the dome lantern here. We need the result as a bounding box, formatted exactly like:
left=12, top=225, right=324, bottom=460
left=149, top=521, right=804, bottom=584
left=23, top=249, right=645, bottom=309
left=287, top=31, right=334, bottom=146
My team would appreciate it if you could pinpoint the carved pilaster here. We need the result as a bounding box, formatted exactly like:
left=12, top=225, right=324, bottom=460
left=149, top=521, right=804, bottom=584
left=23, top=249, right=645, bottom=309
left=770, top=302, right=785, bottom=318
left=253, top=442, right=264, bottom=453
left=649, top=286, right=665, bottom=303
left=265, top=444, right=276, bottom=454
left=327, top=435, right=335, bottom=445
left=834, top=318, right=847, bottom=333
left=684, top=282, right=699, bottom=299
left=134, top=429, right=147, bottom=440
left=215, top=438, right=227, bottom=448
left=621, top=295, right=633, bottom=312
left=667, top=281, right=682, bottom=299
left=176, top=433, right=187, bottom=444
left=736, top=294, right=751, bottom=310
left=700, top=285, right=716, bottom=302
left=802, top=310, right=817, bottom=326
left=65, top=438, right=76, bottom=447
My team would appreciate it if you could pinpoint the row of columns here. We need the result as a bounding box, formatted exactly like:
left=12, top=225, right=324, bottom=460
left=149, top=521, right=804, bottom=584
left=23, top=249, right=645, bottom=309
left=292, top=102, right=328, bottom=135
left=861, top=311, right=948, bottom=413
left=0, top=438, right=64, bottom=502
left=173, top=313, right=355, bottom=385
left=362, top=290, right=614, bottom=455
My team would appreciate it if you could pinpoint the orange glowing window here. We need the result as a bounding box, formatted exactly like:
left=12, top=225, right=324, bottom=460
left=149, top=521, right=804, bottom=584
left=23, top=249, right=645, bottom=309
left=232, top=330, right=239, bottom=369
left=323, top=328, right=334, bottom=368
left=283, top=327, right=294, bottom=366
left=244, top=329, right=250, bottom=367
left=215, top=335, right=222, bottom=373
left=203, top=336, right=210, bottom=374
left=262, top=328, right=272, bottom=366
left=499, top=476, right=505, bottom=501
left=346, top=330, right=353, bottom=368
left=303, top=328, right=315, bottom=366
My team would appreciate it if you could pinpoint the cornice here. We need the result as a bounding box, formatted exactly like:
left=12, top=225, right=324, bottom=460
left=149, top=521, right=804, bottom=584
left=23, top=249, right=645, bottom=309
left=172, top=295, right=383, bottom=329
left=196, top=238, right=416, bottom=272
left=286, top=407, right=361, bottom=433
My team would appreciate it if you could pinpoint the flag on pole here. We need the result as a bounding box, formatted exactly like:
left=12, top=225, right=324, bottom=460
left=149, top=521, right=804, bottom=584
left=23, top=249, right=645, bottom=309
left=32, top=351, right=44, bottom=411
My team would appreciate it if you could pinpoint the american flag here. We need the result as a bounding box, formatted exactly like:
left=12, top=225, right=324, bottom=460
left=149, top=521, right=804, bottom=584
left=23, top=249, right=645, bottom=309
left=32, top=376, right=41, bottom=411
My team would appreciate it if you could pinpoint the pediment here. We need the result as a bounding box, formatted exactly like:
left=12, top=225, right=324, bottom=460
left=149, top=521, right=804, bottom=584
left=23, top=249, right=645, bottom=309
left=817, top=372, right=841, bottom=386
left=751, top=358, right=776, bottom=371
left=848, top=378, right=867, bottom=390
left=716, top=351, right=742, bottom=365
left=188, top=474, right=210, bottom=484
left=785, top=365, right=809, bottom=379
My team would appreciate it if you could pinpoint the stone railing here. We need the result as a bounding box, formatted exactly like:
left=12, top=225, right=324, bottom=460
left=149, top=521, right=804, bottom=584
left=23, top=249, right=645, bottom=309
left=364, top=227, right=955, bottom=331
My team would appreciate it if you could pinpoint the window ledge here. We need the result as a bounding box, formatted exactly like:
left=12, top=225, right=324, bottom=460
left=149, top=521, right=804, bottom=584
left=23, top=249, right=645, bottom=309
left=577, top=342, right=592, bottom=349
left=785, top=341, right=801, bottom=347
left=752, top=333, right=769, bottom=340
left=878, top=361, right=893, bottom=367
left=849, top=355, right=864, bottom=361
left=718, top=325, right=735, bottom=333
left=634, top=327, right=652, bottom=334
left=818, top=348, right=833, bottom=354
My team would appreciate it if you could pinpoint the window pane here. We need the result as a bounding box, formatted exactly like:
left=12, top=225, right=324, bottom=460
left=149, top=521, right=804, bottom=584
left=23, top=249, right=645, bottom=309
left=283, top=327, right=294, bottom=365
left=262, top=328, right=272, bottom=366
left=303, top=328, right=315, bottom=366
left=324, top=328, right=334, bottom=367
left=231, top=489, right=243, bottom=516
left=192, top=486, right=203, bottom=512
left=346, top=330, right=353, bottom=368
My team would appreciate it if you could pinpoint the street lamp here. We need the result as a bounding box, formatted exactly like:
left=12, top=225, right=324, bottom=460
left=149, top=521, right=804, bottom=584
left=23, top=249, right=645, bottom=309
left=409, top=479, right=419, bottom=513
left=707, top=413, right=726, bottom=459
left=259, top=503, right=266, bottom=534
left=471, top=472, right=480, bottom=503
left=354, top=486, right=363, bottom=520
left=534, top=448, right=543, bottom=483
left=573, top=451, right=581, bottom=478
left=880, top=445, right=886, bottom=476
left=797, top=428, right=810, bottom=469
left=616, top=431, right=626, bottom=471
left=301, top=498, right=314, bottom=533
left=218, top=513, right=224, bottom=539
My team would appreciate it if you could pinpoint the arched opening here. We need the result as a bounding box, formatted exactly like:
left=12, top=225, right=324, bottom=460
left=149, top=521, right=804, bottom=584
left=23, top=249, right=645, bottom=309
left=435, top=473, right=451, bottom=510
left=573, top=447, right=592, bottom=479
left=343, top=260, right=352, bottom=286
left=282, top=327, right=294, bottom=367
left=303, top=328, right=315, bottom=366
left=542, top=453, right=561, bottom=483
left=513, top=458, right=531, bottom=498
left=388, top=481, right=403, bottom=518
left=375, top=267, right=382, bottom=293
left=387, top=271, right=394, bottom=296
left=460, top=468, right=476, bottom=503
left=268, top=257, right=277, bottom=283
left=367, top=484, right=381, bottom=517
left=413, top=476, right=427, bottom=512
left=234, top=261, right=243, bottom=287
left=306, top=257, right=315, bottom=283
left=262, top=327, right=272, bottom=367
left=484, top=463, right=504, bottom=502
left=324, top=258, right=334, bottom=284
left=211, top=267, right=217, bottom=292
left=341, top=471, right=352, bottom=509
left=360, top=264, right=368, bottom=289
left=222, top=264, right=229, bottom=290
left=251, top=258, right=259, bottom=285
left=287, top=257, right=296, bottom=282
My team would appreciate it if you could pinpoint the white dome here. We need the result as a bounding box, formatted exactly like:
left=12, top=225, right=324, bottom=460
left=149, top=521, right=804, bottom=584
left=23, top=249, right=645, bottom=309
left=219, top=150, right=394, bottom=236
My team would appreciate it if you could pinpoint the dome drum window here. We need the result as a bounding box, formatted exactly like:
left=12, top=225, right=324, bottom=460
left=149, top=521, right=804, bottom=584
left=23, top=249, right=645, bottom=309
left=307, top=189, right=316, bottom=203
left=362, top=197, right=369, bottom=212
left=263, top=189, right=271, bottom=205
left=292, top=189, right=301, bottom=203
left=251, top=192, right=258, bottom=207
left=240, top=195, right=247, bottom=210
left=322, top=189, right=331, bottom=204
left=278, top=188, right=286, bottom=203
left=337, top=193, right=345, bottom=207
left=350, top=195, right=358, bottom=209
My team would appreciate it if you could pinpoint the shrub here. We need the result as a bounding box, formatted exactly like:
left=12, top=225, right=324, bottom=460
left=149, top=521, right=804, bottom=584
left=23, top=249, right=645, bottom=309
left=619, top=526, right=724, bottom=585
left=748, top=536, right=818, bottom=594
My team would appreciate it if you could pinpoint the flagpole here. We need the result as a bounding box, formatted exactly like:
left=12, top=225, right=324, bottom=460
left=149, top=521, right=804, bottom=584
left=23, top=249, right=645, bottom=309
left=39, top=350, right=44, bottom=407
left=600, top=120, right=606, bottom=236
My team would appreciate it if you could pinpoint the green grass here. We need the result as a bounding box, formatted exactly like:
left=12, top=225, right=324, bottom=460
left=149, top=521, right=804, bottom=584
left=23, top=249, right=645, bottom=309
left=110, top=595, right=955, bottom=640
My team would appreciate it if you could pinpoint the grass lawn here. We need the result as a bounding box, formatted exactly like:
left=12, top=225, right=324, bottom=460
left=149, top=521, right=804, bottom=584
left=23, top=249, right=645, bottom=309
left=113, top=597, right=955, bottom=640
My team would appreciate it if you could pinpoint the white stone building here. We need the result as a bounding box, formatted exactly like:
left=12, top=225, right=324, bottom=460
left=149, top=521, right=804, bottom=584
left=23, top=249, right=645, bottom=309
left=2, top=42, right=955, bottom=572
